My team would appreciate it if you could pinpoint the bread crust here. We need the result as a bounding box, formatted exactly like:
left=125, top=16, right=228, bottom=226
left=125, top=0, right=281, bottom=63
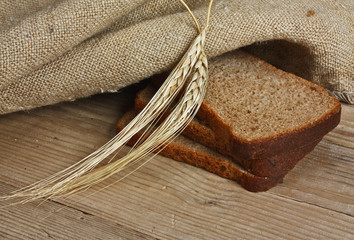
left=197, top=97, right=341, bottom=176
left=116, top=110, right=283, bottom=192
left=135, top=84, right=341, bottom=177
left=158, top=138, right=283, bottom=192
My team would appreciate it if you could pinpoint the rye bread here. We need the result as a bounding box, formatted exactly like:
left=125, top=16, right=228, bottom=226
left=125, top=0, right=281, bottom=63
left=136, top=50, right=341, bottom=177
left=198, top=51, right=340, bottom=172
left=135, top=85, right=323, bottom=177
left=117, top=110, right=283, bottom=192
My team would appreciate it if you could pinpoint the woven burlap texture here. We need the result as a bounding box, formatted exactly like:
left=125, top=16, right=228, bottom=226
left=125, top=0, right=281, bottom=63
left=0, top=0, right=353, bottom=114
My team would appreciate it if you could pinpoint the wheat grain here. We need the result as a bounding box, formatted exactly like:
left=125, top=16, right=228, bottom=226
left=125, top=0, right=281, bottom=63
left=31, top=50, right=209, bottom=197
left=5, top=36, right=206, bottom=201
left=3, top=0, right=213, bottom=202
left=4, top=33, right=207, bottom=202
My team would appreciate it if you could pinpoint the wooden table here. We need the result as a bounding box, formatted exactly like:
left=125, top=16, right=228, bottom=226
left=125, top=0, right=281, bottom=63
left=0, top=85, right=353, bottom=240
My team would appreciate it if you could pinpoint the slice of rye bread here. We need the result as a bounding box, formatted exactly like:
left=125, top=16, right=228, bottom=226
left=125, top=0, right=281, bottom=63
left=135, top=50, right=341, bottom=177
left=116, top=109, right=284, bottom=192
left=135, top=85, right=323, bottom=178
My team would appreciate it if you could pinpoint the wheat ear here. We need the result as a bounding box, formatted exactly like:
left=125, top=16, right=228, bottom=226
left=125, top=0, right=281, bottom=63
left=3, top=0, right=213, bottom=202
left=3, top=32, right=207, bottom=202
left=30, top=50, right=209, bottom=197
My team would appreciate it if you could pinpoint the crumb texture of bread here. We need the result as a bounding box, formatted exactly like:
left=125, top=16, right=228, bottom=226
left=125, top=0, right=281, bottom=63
left=204, top=50, right=340, bottom=141
left=134, top=50, right=341, bottom=178
left=116, top=110, right=283, bottom=192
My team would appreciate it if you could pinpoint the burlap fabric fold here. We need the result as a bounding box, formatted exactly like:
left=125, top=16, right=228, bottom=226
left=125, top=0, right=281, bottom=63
left=0, top=0, right=353, bottom=114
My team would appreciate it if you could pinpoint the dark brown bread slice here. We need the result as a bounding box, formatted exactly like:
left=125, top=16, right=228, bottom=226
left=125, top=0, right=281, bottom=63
left=198, top=51, right=341, bottom=170
left=116, top=110, right=283, bottom=192
left=135, top=85, right=323, bottom=177
left=139, top=50, right=341, bottom=177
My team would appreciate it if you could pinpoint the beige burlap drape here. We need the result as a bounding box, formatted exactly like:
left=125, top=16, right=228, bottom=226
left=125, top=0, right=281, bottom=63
left=0, top=0, right=353, bottom=114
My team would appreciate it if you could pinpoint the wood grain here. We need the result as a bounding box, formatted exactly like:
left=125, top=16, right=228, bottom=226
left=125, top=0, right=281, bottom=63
left=0, top=182, right=156, bottom=240
left=323, top=104, right=354, bottom=149
left=0, top=88, right=353, bottom=240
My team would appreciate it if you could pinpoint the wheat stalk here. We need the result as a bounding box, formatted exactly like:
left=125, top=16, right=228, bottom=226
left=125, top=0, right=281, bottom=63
left=3, top=0, right=213, bottom=202
left=3, top=33, right=206, bottom=202
left=30, top=51, right=209, bottom=197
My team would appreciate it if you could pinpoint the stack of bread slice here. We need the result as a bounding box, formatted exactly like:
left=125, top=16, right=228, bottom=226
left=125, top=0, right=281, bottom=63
left=116, top=50, right=341, bottom=192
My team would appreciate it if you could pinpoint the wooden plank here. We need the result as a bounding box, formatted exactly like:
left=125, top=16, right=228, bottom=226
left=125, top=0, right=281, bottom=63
left=323, top=104, right=354, bottom=148
left=270, top=140, right=354, bottom=216
left=55, top=155, right=354, bottom=240
left=0, top=90, right=353, bottom=239
left=0, top=182, right=156, bottom=240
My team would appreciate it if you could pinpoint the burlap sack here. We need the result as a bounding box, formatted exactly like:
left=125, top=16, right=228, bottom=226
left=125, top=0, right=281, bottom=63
left=0, top=0, right=353, bottom=114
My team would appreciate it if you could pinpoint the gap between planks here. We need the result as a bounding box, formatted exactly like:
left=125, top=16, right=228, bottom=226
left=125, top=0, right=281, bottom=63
left=0, top=91, right=353, bottom=240
left=0, top=182, right=157, bottom=240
